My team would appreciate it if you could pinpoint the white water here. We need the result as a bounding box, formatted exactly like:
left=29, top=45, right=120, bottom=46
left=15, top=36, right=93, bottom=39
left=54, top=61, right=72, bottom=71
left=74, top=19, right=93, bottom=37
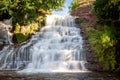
left=0, top=15, right=87, bottom=73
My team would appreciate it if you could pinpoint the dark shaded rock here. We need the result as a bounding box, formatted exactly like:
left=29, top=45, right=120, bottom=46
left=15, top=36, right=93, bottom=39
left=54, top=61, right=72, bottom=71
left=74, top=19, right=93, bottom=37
left=0, top=71, right=119, bottom=80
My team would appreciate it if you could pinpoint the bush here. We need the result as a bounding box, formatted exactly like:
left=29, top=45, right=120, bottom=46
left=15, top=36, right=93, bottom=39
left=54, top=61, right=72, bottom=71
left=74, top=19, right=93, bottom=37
left=14, top=23, right=39, bottom=43
left=93, top=0, right=120, bottom=72
left=86, top=26, right=117, bottom=71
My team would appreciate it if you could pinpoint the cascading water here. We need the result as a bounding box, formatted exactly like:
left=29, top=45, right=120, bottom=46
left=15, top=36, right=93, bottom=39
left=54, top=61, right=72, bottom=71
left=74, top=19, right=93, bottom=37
left=0, top=15, right=87, bottom=73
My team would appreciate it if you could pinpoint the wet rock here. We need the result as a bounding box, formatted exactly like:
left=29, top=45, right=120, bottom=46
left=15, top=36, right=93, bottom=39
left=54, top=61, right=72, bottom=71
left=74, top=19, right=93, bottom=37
left=0, top=71, right=119, bottom=80
left=85, top=62, right=104, bottom=71
left=0, top=18, right=13, bottom=45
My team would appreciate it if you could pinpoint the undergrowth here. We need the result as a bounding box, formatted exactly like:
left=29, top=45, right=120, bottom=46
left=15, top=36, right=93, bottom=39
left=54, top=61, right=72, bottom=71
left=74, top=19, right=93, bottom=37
left=83, top=22, right=117, bottom=71
left=14, top=22, right=40, bottom=43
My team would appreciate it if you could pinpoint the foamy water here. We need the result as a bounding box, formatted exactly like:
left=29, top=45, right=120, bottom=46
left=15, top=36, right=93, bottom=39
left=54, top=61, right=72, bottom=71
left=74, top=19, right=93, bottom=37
left=0, top=15, right=88, bottom=73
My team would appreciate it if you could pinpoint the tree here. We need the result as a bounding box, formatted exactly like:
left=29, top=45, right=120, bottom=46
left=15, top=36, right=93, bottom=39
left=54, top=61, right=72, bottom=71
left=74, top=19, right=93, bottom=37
left=0, top=0, right=18, bottom=20
left=94, top=0, right=120, bottom=22
left=0, top=0, right=65, bottom=43
left=94, top=0, right=120, bottom=72
left=0, top=0, right=65, bottom=24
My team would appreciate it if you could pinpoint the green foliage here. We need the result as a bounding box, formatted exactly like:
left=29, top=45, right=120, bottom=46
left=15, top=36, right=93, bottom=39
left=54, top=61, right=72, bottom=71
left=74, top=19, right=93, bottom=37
left=14, top=23, right=39, bottom=43
left=14, top=23, right=24, bottom=43
left=69, top=0, right=79, bottom=14
left=86, top=26, right=117, bottom=70
left=94, top=0, right=120, bottom=22
left=0, top=0, right=65, bottom=43
left=98, top=27, right=116, bottom=70
left=0, top=0, right=15, bottom=15
left=93, top=0, right=120, bottom=72
left=14, top=23, right=27, bottom=43
left=12, top=0, right=65, bottom=25
left=0, top=0, right=65, bottom=24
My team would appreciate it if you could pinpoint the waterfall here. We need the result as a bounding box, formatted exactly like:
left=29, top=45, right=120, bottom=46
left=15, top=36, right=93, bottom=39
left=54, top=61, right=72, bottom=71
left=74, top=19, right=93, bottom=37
left=0, top=15, right=87, bottom=73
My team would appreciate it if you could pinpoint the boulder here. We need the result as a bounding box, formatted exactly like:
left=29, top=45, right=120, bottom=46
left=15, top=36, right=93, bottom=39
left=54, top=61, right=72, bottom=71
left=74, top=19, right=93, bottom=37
left=0, top=18, right=13, bottom=45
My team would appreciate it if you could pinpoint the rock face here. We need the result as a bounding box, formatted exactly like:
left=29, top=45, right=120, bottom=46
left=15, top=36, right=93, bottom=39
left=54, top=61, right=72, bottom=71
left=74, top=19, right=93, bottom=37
left=0, top=18, right=13, bottom=45
left=73, top=6, right=97, bottom=28
left=74, top=6, right=104, bottom=71
left=78, top=25, right=104, bottom=72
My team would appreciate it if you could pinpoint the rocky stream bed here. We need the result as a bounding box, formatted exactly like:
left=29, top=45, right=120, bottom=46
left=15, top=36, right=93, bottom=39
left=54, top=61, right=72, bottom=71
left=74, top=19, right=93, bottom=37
left=0, top=70, right=119, bottom=80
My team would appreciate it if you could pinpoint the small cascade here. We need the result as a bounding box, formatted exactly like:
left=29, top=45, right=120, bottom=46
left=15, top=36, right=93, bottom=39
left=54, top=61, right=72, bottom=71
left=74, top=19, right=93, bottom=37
left=0, top=15, right=87, bottom=73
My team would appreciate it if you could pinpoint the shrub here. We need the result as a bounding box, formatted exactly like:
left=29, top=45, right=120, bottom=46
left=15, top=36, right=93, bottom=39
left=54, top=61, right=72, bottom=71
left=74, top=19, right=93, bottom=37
left=87, top=26, right=117, bottom=71
left=14, top=23, right=39, bottom=43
